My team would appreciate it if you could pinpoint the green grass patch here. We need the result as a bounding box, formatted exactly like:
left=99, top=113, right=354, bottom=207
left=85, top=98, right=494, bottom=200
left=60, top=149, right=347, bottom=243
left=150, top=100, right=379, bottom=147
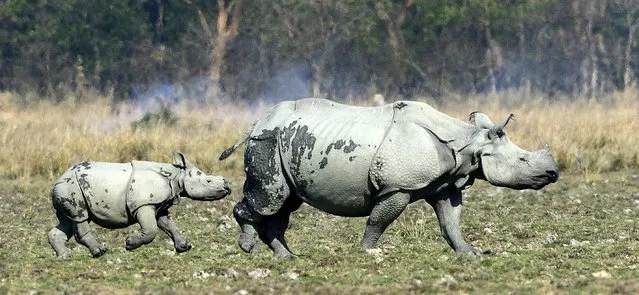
left=2, top=170, right=639, bottom=293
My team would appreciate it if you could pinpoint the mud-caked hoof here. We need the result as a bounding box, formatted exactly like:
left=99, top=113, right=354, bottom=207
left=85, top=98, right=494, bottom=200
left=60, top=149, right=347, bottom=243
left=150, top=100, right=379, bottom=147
left=125, top=237, right=141, bottom=251
left=454, top=244, right=481, bottom=256
left=238, top=232, right=259, bottom=253
left=274, top=251, right=296, bottom=259
left=361, top=239, right=379, bottom=251
left=91, top=247, right=108, bottom=258
left=56, top=251, right=71, bottom=259
left=175, top=242, right=192, bottom=253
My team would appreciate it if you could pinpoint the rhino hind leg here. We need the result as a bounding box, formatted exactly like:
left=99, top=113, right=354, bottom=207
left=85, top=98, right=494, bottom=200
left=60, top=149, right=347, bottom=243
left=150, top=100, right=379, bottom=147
left=427, top=189, right=480, bottom=255
left=74, top=220, right=108, bottom=258
left=233, top=195, right=302, bottom=257
left=362, top=192, right=411, bottom=249
left=48, top=212, right=74, bottom=259
left=236, top=138, right=295, bottom=256
left=258, top=197, right=303, bottom=258
left=233, top=198, right=264, bottom=253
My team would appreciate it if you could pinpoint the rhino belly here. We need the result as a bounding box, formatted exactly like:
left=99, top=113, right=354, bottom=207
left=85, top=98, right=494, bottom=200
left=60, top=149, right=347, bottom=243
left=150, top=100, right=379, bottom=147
left=296, top=170, right=375, bottom=217
left=74, top=162, right=135, bottom=228
left=278, top=112, right=390, bottom=217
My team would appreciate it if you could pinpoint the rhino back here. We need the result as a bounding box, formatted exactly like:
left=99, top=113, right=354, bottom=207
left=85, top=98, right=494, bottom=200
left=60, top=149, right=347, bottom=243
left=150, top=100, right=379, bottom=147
left=74, top=162, right=133, bottom=228
left=265, top=99, right=395, bottom=216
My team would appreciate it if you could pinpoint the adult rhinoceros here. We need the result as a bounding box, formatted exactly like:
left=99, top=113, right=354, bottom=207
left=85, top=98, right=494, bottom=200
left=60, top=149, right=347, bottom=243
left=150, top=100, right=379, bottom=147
left=220, top=98, right=559, bottom=257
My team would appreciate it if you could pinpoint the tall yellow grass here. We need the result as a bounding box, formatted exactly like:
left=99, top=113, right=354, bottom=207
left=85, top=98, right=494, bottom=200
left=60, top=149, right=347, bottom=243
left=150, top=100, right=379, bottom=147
left=0, top=91, right=636, bottom=182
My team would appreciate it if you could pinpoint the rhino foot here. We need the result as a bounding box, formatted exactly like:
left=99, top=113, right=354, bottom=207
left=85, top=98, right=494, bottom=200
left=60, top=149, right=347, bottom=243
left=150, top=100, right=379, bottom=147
left=56, top=251, right=71, bottom=260
left=175, top=242, right=192, bottom=253
left=91, top=246, right=108, bottom=258
left=238, top=232, right=260, bottom=253
left=454, top=244, right=481, bottom=256
left=275, top=251, right=296, bottom=259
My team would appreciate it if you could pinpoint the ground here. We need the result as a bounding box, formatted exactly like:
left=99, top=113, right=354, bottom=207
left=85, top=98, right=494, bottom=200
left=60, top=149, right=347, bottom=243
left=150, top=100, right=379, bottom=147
left=1, top=169, right=639, bottom=294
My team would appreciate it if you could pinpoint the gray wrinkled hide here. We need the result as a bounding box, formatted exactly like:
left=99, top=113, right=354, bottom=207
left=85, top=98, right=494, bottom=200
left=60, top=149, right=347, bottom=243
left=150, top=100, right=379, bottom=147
left=48, top=152, right=230, bottom=258
left=53, top=161, right=182, bottom=227
left=222, top=98, right=559, bottom=257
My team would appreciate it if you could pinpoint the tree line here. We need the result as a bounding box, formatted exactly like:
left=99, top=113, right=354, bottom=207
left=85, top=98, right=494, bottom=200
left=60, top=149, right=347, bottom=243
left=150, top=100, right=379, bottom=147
left=1, top=0, right=639, bottom=103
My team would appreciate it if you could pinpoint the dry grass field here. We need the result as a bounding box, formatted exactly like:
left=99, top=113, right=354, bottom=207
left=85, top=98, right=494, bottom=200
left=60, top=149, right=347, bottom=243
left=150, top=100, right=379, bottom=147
left=0, top=91, right=637, bottom=294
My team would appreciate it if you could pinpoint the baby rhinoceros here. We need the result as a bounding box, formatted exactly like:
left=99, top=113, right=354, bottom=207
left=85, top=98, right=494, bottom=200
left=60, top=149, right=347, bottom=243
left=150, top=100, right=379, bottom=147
left=48, top=152, right=231, bottom=259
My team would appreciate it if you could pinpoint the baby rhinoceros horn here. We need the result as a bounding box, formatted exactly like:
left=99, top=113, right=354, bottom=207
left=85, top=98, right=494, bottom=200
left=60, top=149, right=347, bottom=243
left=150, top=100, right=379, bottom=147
left=173, top=151, right=231, bottom=201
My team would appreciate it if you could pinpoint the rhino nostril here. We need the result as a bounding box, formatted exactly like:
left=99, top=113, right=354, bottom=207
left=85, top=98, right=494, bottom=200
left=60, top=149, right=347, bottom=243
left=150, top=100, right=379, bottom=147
left=546, top=170, right=558, bottom=181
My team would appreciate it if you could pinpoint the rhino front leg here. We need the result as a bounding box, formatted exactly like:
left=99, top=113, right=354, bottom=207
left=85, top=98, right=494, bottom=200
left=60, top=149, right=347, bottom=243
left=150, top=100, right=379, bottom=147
left=362, top=192, right=410, bottom=249
left=427, top=189, right=479, bottom=255
left=74, top=221, right=108, bottom=258
left=157, top=211, right=191, bottom=253
left=126, top=205, right=159, bottom=251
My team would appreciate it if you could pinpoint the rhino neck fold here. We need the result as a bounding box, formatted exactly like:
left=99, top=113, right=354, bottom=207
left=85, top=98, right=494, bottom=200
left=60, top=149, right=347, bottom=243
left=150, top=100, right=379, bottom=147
left=449, top=130, right=482, bottom=183
left=171, top=170, right=185, bottom=202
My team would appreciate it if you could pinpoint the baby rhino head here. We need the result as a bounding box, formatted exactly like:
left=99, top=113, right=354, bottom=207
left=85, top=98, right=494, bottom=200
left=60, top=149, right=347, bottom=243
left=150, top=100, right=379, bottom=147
left=173, top=152, right=231, bottom=200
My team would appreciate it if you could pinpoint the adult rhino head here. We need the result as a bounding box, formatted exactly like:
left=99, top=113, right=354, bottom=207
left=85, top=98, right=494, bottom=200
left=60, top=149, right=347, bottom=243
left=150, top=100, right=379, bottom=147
left=461, top=112, right=559, bottom=190
left=173, top=152, right=231, bottom=200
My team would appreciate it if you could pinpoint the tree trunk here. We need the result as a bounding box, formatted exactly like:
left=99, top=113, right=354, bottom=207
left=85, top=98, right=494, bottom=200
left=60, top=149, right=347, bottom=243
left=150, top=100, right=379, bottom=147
left=517, top=6, right=529, bottom=97
left=624, top=10, right=639, bottom=89
left=596, top=33, right=611, bottom=94
left=587, top=12, right=598, bottom=99
left=374, top=0, right=413, bottom=97
left=485, top=28, right=499, bottom=94
left=374, top=0, right=413, bottom=60
left=154, top=0, right=163, bottom=41
left=198, top=0, right=243, bottom=104
left=311, top=62, right=322, bottom=97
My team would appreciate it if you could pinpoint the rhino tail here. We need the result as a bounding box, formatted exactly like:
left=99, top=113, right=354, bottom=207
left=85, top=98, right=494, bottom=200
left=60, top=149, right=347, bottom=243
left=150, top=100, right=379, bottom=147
left=219, top=124, right=255, bottom=160
left=219, top=142, right=243, bottom=160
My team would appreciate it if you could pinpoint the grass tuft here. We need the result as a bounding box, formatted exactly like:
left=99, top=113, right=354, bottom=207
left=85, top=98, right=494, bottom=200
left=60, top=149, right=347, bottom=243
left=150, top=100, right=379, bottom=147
left=130, top=106, right=178, bottom=130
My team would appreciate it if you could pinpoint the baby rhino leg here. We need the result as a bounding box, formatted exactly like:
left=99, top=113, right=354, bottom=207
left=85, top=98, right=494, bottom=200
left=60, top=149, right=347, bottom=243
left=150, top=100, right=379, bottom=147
left=74, top=221, right=108, bottom=258
left=48, top=212, right=74, bottom=259
left=157, top=210, right=191, bottom=253
left=126, top=205, right=159, bottom=251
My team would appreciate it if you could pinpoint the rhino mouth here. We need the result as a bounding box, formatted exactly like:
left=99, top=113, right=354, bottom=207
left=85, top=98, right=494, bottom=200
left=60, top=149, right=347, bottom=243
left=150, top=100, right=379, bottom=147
left=190, top=188, right=231, bottom=201
left=214, top=187, right=232, bottom=197
left=531, top=170, right=559, bottom=187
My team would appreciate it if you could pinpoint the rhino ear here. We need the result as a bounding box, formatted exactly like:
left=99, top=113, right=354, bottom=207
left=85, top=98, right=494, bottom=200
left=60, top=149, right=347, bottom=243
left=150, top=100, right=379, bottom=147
left=493, top=114, right=515, bottom=134
left=172, top=151, right=192, bottom=169
left=469, top=112, right=495, bottom=129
